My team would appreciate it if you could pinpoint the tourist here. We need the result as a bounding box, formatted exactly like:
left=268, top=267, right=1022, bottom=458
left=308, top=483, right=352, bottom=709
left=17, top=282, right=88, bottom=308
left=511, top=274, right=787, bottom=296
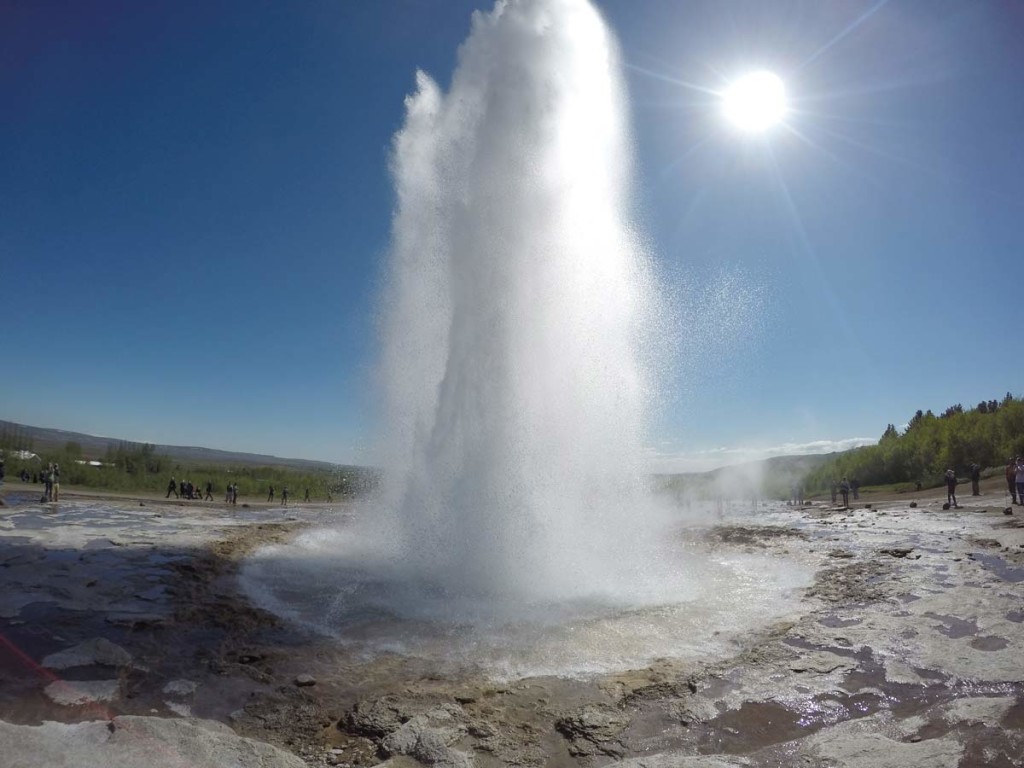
left=945, top=469, right=958, bottom=508
left=830, top=480, right=837, bottom=505
left=281, top=487, right=289, bottom=506
left=839, top=477, right=850, bottom=508
left=44, top=463, right=54, bottom=502
left=231, top=483, right=238, bottom=505
left=1016, top=459, right=1024, bottom=508
left=1007, top=459, right=1018, bottom=504
left=267, top=485, right=275, bottom=503
left=166, top=477, right=178, bottom=499
left=52, top=463, right=60, bottom=502
left=970, top=463, right=981, bottom=496
left=851, top=477, right=860, bottom=501
left=304, top=488, right=310, bottom=503
left=205, top=481, right=213, bottom=501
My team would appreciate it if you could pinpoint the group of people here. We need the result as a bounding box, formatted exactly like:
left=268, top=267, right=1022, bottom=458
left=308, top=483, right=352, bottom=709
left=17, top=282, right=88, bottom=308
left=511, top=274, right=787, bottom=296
left=266, top=485, right=289, bottom=504
left=164, top=478, right=333, bottom=506
left=830, top=477, right=860, bottom=507
left=165, top=477, right=226, bottom=502
left=266, top=486, right=328, bottom=505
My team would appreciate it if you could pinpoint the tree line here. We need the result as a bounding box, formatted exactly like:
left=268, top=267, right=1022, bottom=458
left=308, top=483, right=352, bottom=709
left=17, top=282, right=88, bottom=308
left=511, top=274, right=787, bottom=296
left=804, top=393, right=1024, bottom=493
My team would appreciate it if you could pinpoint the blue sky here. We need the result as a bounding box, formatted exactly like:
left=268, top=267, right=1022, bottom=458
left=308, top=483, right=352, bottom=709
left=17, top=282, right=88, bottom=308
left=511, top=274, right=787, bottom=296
left=3, top=0, right=1022, bottom=469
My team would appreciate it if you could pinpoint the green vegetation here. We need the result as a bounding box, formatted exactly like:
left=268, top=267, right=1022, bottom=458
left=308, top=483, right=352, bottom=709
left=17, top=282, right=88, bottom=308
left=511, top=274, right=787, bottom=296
left=0, top=434, right=377, bottom=501
left=804, top=393, right=1024, bottom=494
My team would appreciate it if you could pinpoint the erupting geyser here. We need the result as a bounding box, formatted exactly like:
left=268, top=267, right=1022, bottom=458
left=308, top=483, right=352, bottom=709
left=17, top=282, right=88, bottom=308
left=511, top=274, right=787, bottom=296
left=376, top=0, right=664, bottom=605
left=240, top=0, right=809, bottom=676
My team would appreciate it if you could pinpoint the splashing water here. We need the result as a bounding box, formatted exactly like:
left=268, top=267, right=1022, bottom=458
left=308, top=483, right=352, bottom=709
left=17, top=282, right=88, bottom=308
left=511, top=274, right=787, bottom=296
left=240, top=0, right=810, bottom=674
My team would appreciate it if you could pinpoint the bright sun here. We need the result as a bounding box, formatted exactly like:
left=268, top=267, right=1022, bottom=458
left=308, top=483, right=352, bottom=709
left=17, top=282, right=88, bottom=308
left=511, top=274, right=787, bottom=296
left=722, top=71, right=787, bottom=132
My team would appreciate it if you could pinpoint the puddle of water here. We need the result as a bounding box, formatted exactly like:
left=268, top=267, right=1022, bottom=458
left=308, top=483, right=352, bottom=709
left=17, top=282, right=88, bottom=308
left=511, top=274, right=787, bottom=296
left=923, top=612, right=978, bottom=639
left=817, top=615, right=862, bottom=629
left=969, top=552, right=1024, bottom=583
left=969, top=635, right=1010, bottom=651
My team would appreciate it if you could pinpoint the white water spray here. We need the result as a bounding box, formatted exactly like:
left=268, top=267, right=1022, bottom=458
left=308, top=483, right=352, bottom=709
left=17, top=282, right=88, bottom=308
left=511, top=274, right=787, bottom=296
left=240, top=0, right=810, bottom=675
left=376, top=0, right=665, bottom=605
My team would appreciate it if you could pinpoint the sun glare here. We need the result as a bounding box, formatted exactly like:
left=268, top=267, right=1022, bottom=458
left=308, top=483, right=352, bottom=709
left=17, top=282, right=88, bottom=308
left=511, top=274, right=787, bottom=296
left=722, top=71, right=787, bottom=133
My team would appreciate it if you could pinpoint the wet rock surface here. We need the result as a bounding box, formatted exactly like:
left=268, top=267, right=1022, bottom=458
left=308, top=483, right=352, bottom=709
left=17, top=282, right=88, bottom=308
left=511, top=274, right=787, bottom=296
left=1, top=493, right=1023, bottom=766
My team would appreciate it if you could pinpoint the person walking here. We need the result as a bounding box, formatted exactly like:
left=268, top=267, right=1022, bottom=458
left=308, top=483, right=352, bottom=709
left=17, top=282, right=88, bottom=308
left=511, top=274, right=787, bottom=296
left=166, top=477, right=178, bottom=499
left=945, top=469, right=958, bottom=508
left=970, top=463, right=981, bottom=496
left=1007, top=459, right=1018, bottom=504
left=204, top=481, right=213, bottom=501
left=44, top=463, right=54, bottom=502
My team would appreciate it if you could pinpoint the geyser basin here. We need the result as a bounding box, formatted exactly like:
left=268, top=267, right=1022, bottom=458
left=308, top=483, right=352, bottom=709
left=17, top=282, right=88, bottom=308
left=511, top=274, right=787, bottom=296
left=239, top=510, right=811, bottom=679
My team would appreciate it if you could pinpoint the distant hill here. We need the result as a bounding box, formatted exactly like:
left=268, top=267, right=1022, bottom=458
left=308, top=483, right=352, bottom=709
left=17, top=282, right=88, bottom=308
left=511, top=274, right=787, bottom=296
left=0, top=419, right=348, bottom=472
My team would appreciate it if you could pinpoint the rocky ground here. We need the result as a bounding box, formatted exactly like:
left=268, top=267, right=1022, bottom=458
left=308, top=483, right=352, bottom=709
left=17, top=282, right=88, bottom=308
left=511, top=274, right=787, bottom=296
left=1, top=485, right=1022, bottom=767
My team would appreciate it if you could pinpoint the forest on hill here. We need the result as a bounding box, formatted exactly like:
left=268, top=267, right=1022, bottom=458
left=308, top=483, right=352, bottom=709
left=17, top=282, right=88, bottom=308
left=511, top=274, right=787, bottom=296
left=804, top=393, right=1024, bottom=493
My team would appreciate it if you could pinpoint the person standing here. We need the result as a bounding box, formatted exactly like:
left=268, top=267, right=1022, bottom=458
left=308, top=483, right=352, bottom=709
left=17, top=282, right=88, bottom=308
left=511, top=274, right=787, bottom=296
left=1007, top=459, right=1018, bottom=504
left=52, top=463, right=60, bottom=502
left=1016, top=459, right=1024, bottom=509
left=970, top=463, right=981, bottom=496
left=851, top=478, right=860, bottom=501
left=267, top=485, right=275, bottom=503
left=167, top=477, right=178, bottom=499
left=839, top=477, right=850, bottom=508
left=44, top=463, right=54, bottom=502
left=204, top=481, right=213, bottom=501
left=945, top=469, right=958, bottom=508
left=830, top=480, right=837, bottom=505
left=231, top=483, right=238, bottom=505
left=281, top=487, right=289, bottom=506
left=303, top=488, right=310, bottom=503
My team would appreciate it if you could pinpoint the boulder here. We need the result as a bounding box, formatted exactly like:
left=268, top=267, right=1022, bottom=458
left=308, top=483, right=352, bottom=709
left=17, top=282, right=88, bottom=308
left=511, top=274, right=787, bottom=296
left=380, top=706, right=471, bottom=767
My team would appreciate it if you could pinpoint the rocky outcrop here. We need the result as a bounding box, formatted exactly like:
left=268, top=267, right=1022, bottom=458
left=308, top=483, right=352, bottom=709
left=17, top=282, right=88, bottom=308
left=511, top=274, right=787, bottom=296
left=555, top=703, right=629, bottom=758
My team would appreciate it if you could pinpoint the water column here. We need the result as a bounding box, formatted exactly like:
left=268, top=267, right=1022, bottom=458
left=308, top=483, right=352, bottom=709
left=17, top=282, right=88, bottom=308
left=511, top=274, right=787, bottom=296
left=378, top=0, right=661, bottom=603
